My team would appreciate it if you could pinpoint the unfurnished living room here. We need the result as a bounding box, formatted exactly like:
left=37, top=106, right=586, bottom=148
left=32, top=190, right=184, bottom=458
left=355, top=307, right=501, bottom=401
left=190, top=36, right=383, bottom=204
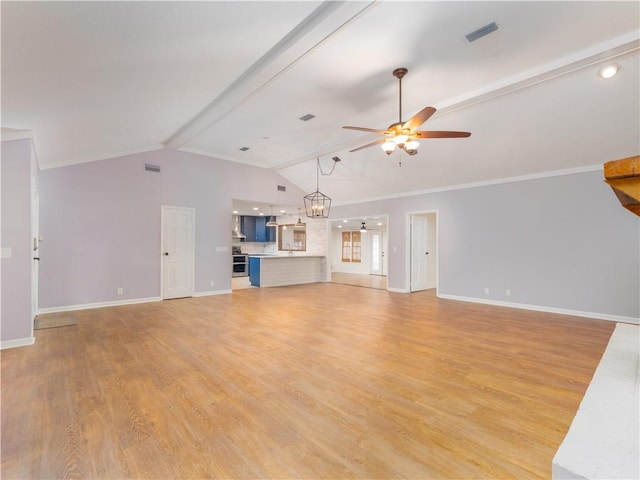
left=1, top=2, right=639, bottom=479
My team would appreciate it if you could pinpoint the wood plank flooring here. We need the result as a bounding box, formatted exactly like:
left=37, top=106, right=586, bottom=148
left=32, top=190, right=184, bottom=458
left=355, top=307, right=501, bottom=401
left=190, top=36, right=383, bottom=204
left=331, top=272, right=387, bottom=290
left=1, top=284, right=614, bottom=479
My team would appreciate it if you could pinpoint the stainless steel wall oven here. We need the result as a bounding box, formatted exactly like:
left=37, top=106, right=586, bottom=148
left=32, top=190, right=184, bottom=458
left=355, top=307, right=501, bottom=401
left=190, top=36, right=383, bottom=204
left=232, top=254, right=248, bottom=277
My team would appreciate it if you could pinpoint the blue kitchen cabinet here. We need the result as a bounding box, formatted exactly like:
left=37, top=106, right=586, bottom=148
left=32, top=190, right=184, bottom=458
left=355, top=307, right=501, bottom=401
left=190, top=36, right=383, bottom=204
left=240, top=216, right=256, bottom=241
left=241, top=215, right=276, bottom=242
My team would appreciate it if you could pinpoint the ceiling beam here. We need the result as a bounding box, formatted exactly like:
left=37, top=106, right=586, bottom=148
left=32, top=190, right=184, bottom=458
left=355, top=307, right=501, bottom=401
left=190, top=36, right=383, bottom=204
left=164, top=1, right=377, bottom=150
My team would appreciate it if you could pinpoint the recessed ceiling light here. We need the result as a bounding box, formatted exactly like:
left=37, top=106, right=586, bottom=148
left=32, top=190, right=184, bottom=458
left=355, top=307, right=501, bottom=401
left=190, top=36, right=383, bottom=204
left=258, top=213, right=264, bottom=216
left=337, top=225, right=342, bottom=228
left=279, top=210, right=286, bottom=213
left=377, top=222, right=382, bottom=226
left=343, top=219, right=348, bottom=223
left=232, top=210, right=239, bottom=214
left=252, top=207, right=259, bottom=211
left=598, top=64, right=620, bottom=79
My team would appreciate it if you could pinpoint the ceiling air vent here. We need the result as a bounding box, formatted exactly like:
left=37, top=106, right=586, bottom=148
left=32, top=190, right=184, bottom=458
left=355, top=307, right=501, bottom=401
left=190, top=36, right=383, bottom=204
left=465, top=21, right=499, bottom=43
left=145, top=163, right=160, bottom=173
left=277, top=185, right=286, bottom=192
left=299, top=113, right=315, bottom=122
left=239, top=147, right=250, bottom=151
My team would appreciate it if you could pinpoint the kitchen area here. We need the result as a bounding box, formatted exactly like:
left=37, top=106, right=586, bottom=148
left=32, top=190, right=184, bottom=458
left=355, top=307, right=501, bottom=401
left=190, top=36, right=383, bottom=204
left=231, top=201, right=328, bottom=290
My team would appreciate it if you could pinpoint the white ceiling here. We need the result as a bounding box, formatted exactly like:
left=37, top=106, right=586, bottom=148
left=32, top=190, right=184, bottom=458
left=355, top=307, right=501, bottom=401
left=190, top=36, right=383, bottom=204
left=2, top=1, right=639, bottom=206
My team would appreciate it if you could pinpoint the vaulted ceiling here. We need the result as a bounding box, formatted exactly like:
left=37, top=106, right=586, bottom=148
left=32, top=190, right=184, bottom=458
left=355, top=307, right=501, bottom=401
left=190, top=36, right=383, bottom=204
left=2, top=1, right=639, bottom=205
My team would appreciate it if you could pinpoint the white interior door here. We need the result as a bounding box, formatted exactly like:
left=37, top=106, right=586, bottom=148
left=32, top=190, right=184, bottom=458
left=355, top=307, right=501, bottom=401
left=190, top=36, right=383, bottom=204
left=410, top=214, right=429, bottom=292
left=31, top=191, right=39, bottom=320
left=370, top=230, right=383, bottom=275
left=162, top=206, right=195, bottom=299
left=426, top=214, right=437, bottom=289
left=410, top=213, right=437, bottom=292
left=382, top=231, right=388, bottom=276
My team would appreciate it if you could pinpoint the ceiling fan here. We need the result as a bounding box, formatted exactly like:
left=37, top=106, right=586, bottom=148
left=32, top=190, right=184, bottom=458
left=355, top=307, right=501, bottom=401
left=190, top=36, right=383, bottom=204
left=343, top=67, right=471, bottom=156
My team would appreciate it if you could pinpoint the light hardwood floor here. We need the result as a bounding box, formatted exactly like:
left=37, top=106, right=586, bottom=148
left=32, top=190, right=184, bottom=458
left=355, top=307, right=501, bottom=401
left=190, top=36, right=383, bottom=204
left=1, top=284, right=614, bottom=479
left=331, top=272, right=387, bottom=290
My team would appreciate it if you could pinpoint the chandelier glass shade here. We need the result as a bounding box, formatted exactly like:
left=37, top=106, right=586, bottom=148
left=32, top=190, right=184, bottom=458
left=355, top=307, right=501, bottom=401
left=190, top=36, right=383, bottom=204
left=381, top=135, right=420, bottom=156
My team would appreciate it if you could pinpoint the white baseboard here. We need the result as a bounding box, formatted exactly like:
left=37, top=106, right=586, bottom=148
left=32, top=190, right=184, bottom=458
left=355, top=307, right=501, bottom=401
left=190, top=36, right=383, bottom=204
left=437, top=293, right=639, bottom=324
left=37, top=290, right=236, bottom=315
left=193, top=289, right=232, bottom=297
left=38, top=296, right=162, bottom=315
left=1, top=336, right=35, bottom=350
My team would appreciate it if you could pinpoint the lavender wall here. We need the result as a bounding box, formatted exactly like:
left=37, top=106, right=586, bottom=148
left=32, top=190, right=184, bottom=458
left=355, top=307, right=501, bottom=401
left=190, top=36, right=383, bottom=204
left=1, top=139, right=34, bottom=345
left=38, top=148, right=305, bottom=309
left=332, top=170, right=640, bottom=321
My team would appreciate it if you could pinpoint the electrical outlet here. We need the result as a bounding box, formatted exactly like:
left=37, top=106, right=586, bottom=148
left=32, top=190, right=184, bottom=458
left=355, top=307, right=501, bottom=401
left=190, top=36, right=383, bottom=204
left=117, top=287, right=123, bottom=295
left=505, top=289, right=511, bottom=297
left=484, top=287, right=490, bottom=295
left=210, top=281, right=215, bottom=287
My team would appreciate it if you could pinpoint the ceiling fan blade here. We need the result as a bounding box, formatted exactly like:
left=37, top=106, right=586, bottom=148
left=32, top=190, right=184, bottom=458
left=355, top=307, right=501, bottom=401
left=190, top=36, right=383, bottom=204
left=343, top=126, right=389, bottom=135
left=402, top=106, right=436, bottom=132
left=349, top=138, right=386, bottom=153
left=413, top=130, right=471, bottom=138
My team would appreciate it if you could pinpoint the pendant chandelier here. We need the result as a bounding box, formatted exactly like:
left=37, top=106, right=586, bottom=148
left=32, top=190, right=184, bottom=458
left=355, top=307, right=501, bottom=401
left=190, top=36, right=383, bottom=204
left=304, top=157, right=339, bottom=219
left=294, top=208, right=305, bottom=229
left=265, top=205, right=278, bottom=227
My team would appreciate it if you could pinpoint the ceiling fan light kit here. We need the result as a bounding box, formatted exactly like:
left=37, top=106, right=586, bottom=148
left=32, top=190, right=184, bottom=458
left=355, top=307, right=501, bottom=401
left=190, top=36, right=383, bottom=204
left=343, top=67, right=470, bottom=163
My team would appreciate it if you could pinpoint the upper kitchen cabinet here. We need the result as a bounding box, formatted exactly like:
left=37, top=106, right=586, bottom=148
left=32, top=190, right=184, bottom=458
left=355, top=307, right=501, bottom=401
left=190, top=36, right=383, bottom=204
left=241, top=216, right=276, bottom=242
left=241, top=216, right=256, bottom=241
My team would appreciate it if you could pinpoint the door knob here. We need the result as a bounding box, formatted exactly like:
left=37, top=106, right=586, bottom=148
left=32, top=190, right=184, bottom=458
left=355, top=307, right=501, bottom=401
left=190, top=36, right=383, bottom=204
left=164, top=252, right=169, bottom=256
left=425, top=252, right=429, bottom=255
left=33, top=257, right=40, bottom=261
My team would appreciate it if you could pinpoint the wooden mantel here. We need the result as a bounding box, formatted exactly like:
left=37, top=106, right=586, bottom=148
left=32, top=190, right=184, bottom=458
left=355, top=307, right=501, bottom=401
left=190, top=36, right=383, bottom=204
left=604, top=155, right=640, bottom=217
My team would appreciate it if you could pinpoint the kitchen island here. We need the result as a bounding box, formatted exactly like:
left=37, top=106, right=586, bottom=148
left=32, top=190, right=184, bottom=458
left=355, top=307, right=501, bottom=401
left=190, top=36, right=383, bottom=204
left=248, top=255, right=326, bottom=287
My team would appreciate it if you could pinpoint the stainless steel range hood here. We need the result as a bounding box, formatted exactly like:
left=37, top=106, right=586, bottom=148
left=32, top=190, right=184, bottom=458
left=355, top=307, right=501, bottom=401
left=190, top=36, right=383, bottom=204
left=232, top=215, right=245, bottom=239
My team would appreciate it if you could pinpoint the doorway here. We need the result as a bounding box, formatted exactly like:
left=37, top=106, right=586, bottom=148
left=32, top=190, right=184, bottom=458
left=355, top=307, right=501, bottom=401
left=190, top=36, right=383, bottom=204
left=410, top=212, right=437, bottom=292
left=328, top=216, right=388, bottom=290
left=161, top=206, right=195, bottom=299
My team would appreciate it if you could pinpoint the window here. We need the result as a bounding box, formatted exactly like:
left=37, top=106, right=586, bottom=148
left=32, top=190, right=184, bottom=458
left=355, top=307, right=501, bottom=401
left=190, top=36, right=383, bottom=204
left=341, top=231, right=351, bottom=262
left=341, top=231, right=361, bottom=263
